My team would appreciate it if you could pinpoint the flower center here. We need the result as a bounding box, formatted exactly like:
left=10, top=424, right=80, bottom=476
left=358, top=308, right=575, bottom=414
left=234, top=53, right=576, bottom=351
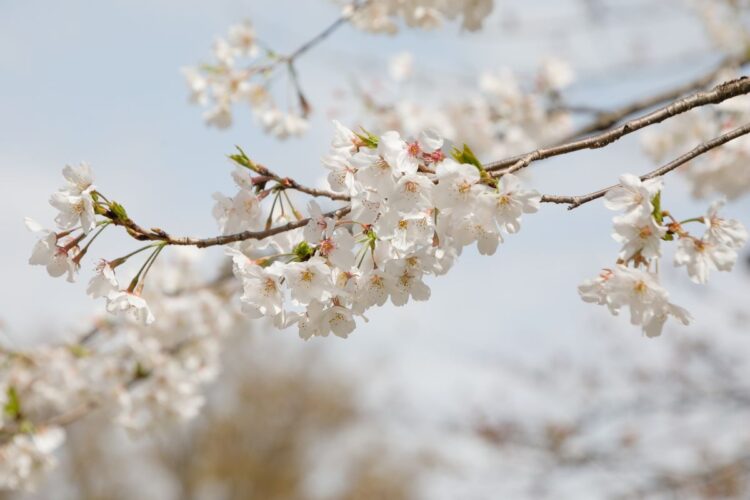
left=262, top=277, right=277, bottom=295
left=319, top=238, right=335, bottom=256
left=404, top=181, right=418, bottom=193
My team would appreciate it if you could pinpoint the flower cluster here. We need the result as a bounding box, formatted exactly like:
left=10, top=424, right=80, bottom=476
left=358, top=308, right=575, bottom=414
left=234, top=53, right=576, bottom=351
left=579, top=174, right=748, bottom=336
left=182, top=20, right=309, bottom=138
left=220, top=122, right=540, bottom=339
left=2, top=250, right=240, bottom=490
left=356, top=53, right=575, bottom=159
left=26, top=163, right=98, bottom=282
left=27, top=164, right=167, bottom=326
left=342, top=0, right=494, bottom=33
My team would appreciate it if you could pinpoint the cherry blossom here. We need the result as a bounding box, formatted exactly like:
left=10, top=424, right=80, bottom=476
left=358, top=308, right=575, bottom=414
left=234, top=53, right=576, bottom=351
left=106, top=291, right=156, bottom=325
left=489, top=173, right=541, bottom=234
left=579, top=266, right=691, bottom=338
left=603, top=174, right=662, bottom=217
left=674, top=236, right=739, bottom=285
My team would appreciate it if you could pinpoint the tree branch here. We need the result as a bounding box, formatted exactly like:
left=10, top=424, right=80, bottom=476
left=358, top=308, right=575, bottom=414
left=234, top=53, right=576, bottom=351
left=107, top=78, right=750, bottom=249
left=559, top=53, right=750, bottom=142
left=484, top=76, right=750, bottom=175
left=541, top=122, right=750, bottom=209
left=109, top=206, right=352, bottom=248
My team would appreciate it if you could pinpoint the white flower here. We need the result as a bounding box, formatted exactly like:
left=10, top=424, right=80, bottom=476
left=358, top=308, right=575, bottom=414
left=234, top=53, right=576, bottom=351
left=579, top=265, right=691, bottom=337
left=227, top=20, right=259, bottom=58
left=350, top=188, right=383, bottom=226
left=329, top=120, right=361, bottom=155
left=380, top=130, right=442, bottom=176
left=449, top=213, right=502, bottom=256
left=388, top=211, right=435, bottom=254
left=283, top=257, right=333, bottom=305
left=322, top=152, right=358, bottom=194
left=26, top=218, right=79, bottom=282
left=213, top=37, right=236, bottom=66
left=60, top=162, right=94, bottom=195
left=212, top=189, right=262, bottom=235
left=49, top=190, right=97, bottom=234
left=303, top=200, right=334, bottom=243
left=353, top=148, right=397, bottom=195
left=318, top=228, right=356, bottom=269
left=0, top=427, right=66, bottom=491
left=106, top=291, right=156, bottom=325
left=258, top=109, right=308, bottom=139
left=704, top=200, right=748, bottom=249
left=297, top=301, right=356, bottom=340
left=612, top=212, right=666, bottom=260
left=385, top=260, right=431, bottom=306
left=433, top=159, right=483, bottom=213
left=674, top=236, right=738, bottom=284
left=390, top=173, right=434, bottom=213
left=356, top=270, right=393, bottom=310
left=537, top=57, right=574, bottom=91
left=204, top=103, right=232, bottom=129
left=489, top=173, right=541, bottom=233
left=87, top=260, right=119, bottom=299
left=604, top=174, right=662, bottom=216
left=181, top=67, right=208, bottom=105
left=230, top=252, right=285, bottom=319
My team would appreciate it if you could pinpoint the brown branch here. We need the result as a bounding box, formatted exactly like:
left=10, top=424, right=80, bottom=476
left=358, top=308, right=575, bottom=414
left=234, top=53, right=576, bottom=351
left=559, top=54, right=750, bottom=143
left=540, top=122, right=750, bottom=210
left=236, top=151, right=351, bottom=202
left=484, top=77, right=750, bottom=175
left=286, top=1, right=370, bottom=62
left=109, top=205, right=351, bottom=248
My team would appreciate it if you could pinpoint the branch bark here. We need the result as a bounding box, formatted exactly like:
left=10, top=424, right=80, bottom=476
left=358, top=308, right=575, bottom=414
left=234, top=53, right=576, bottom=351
left=484, top=77, right=750, bottom=175
left=541, top=122, right=750, bottom=209
left=558, top=54, right=750, bottom=142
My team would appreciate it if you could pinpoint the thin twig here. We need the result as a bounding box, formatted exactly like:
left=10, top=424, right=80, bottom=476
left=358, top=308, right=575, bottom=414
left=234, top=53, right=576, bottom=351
left=286, top=0, right=369, bottom=62
left=541, top=122, right=750, bottom=210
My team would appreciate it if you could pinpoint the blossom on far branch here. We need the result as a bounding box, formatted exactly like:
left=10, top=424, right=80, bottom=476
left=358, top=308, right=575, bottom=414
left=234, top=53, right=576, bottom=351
left=182, top=19, right=309, bottom=139
left=578, top=172, right=748, bottom=336
left=579, top=266, right=691, bottom=338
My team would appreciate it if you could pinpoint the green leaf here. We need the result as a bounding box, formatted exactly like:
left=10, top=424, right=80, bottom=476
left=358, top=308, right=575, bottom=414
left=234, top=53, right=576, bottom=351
left=110, top=201, right=128, bottom=221
left=292, top=241, right=315, bottom=262
left=229, top=146, right=253, bottom=169
left=451, top=144, right=483, bottom=171
left=651, top=192, right=663, bottom=224
left=355, top=128, right=379, bottom=149
left=4, top=386, right=21, bottom=420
